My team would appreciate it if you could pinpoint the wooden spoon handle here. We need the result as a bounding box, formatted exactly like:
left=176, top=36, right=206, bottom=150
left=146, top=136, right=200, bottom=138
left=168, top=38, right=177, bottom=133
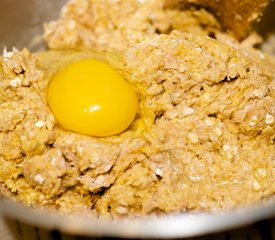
left=164, top=0, right=270, bottom=39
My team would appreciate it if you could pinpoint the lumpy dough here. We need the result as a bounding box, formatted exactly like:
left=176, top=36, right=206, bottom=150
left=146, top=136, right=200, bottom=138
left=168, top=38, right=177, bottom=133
left=0, top=0, right=274, bottom=218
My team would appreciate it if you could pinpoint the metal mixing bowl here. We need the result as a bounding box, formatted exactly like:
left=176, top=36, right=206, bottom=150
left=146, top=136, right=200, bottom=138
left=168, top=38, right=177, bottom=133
left=0, top=0, right=275, bottom=239
left=0, top=0, right=67, bottom=51
left=1, top=199, right=275, bottom=239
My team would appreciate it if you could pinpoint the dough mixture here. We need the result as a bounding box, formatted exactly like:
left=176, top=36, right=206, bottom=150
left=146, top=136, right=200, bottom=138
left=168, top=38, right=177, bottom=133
left=0, top=0, right=274, bottom=218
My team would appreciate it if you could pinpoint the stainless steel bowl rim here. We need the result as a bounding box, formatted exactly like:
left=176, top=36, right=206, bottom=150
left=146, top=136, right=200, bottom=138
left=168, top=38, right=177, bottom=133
left=0, top=199, right=275, bottom=238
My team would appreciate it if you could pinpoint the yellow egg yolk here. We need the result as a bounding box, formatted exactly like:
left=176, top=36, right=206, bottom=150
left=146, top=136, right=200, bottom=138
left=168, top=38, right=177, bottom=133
left=47, top=58, right=138, bottom=137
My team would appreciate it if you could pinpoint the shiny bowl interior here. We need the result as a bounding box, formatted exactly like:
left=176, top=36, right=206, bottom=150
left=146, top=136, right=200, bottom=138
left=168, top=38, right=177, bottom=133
left=0, top=0, right=67, bottom=52
left=1, top=199, right=275, bottom=238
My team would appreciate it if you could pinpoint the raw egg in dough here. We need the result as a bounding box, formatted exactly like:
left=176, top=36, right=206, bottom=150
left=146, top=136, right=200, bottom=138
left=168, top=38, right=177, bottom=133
left=47, top=58, right=138, bottom=137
